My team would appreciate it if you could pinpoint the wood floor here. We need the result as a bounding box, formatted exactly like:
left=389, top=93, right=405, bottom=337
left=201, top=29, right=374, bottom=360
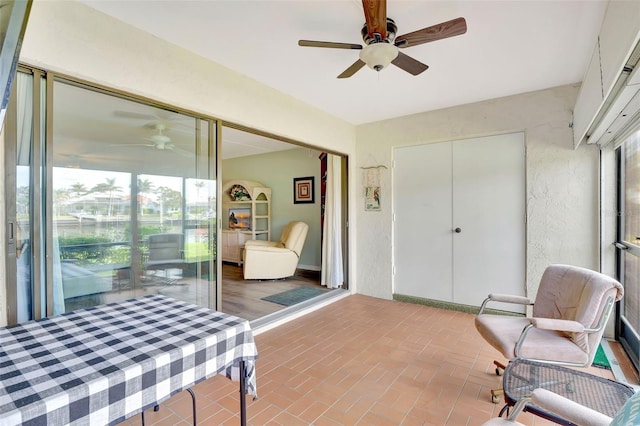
left=221, top=264, right=329, bottom=321
left=95, top=264, right=328, bottom=322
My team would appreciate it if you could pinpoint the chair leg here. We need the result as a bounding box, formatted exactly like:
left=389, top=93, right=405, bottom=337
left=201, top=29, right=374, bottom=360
left=491, top=360, right=507, bottom=403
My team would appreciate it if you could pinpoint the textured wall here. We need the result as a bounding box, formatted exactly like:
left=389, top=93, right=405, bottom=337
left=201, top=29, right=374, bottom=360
left=356, top=85, right=600, bottom=300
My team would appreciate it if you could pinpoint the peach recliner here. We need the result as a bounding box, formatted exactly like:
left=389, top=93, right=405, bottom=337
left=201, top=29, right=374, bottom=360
left=242, top=221, right=309, bottom=280
left=475, top=264, right=624, bottom=402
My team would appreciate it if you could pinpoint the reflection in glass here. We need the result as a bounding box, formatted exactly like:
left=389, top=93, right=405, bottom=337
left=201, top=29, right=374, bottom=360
left=622, top=130, right=640, bottom=337
left=15, top=72, right=32, bottom=322
left=52, top=81, right=216, bottom=313
left=624, top=252, right=640, bottom=332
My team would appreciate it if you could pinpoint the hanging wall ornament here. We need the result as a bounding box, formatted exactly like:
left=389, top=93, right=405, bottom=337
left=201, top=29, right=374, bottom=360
left=362, top=165, right=385, bottom=211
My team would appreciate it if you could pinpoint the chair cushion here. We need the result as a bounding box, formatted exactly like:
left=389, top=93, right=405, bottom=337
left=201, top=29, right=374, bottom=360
left=475, top=314, right=589, bottom=363
left=533, top=265, right=623, bottom=353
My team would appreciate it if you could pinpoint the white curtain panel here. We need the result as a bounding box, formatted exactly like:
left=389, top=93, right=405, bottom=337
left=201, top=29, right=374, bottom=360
left=321, top=154, right=344, bottom=288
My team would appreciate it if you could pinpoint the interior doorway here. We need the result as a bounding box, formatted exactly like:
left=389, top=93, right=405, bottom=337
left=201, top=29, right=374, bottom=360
left=219, top=126, right=348, bottom=320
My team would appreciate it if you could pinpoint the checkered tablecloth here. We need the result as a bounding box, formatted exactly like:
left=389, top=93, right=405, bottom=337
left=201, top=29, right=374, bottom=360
left=0, top=294, right=258, bottom=425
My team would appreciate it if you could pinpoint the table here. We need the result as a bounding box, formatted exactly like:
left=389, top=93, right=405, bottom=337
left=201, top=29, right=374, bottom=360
left=0, top=295, right=258, bottom=425
left=502, top=358, right=635, bottom=425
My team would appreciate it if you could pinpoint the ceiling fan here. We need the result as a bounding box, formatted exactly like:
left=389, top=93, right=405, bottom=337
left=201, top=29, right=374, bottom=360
left=113, top=109, right=194, bottom=133
left=298, top=0, right=467, bottom=78
left=122, top=123, right=193, bottom=157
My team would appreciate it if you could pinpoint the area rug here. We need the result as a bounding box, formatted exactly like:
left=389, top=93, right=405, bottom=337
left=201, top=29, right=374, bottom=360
left=592, top=343, right=611, bottom=369
left=261, top=286, right=327, bottom=306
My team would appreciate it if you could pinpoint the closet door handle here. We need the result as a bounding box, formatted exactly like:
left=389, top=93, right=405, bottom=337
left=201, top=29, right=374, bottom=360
left=454, top=227, right=462, bottom=233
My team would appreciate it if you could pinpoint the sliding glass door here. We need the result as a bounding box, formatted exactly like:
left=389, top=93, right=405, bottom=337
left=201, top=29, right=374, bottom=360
left=616, top=128, right=640, bottom=370
left=4, top=70, right=218, bottom=323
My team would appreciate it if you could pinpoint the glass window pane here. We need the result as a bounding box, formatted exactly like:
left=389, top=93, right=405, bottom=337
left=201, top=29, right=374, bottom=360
left=620, top=128, right=640, bottom=369
left=51, top=81, right=216, bottom=314
left=624, top=131, right=640, bottom=245
left=16, top=72, right=33, bottom=322
left=623, top=251, right=640, bottom=332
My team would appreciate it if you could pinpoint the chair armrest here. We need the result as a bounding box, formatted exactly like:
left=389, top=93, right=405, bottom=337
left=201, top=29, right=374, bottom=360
left=529, top=317, right=585, bottom=333
left=531, top=389, right=612, bottom=426
left=244, top=240, right=281, bottom=248
left=244, top=245, right=292, bottom=255
left=478, top=293, right=533, bottom=314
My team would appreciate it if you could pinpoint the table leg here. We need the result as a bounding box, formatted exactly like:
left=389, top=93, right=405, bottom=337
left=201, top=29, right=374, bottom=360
left=240, top=360, right=247, bottom=426
left=186, top=388, right=197, bottom=425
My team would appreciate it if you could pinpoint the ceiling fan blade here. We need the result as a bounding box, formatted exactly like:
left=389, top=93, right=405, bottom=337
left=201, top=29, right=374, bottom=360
left=391, top=52, right=429, bottom=76
left=113, top=110, right=158, bottom=120
left=170, top=146, right=194, bottom=157
left=299, top=40, right=362, bottom=50
left=395, top=17, right=467, bottom=48
left=362, top=0, right=387, bottom=40
left=337, top=60, right=366, bottom=79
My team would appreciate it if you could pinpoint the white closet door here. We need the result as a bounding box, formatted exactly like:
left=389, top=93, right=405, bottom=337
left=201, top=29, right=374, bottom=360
left=452, top=133, right=526, bottom=306
left=393, top=142, right=453, bottom=300
left=393, top=133, right=525, bottom=310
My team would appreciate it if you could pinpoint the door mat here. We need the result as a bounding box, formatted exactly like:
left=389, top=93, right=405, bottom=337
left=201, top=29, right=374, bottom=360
left=261, top=286, right=327, bottom=306
left=592, top=344, right=611, bottom=369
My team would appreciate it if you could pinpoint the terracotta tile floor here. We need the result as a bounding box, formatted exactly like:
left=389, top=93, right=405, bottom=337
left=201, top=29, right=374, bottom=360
left=121, top=294, right=627, bottom=425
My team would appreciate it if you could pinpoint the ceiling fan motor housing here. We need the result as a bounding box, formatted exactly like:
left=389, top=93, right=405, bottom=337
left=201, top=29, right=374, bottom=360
left=361, top=18, right=397, bottom=45
left=359, top=18, right=399, bottom=71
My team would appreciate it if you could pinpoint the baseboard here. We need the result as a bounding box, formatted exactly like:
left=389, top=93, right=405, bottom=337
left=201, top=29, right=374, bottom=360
left=393, top=293, right=523, bottom=317
left=297, top=264, right=321, bottom=271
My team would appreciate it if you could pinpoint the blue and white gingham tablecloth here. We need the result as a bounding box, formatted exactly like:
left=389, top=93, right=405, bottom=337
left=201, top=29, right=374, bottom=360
left=0, top=294, right=258, bottom=425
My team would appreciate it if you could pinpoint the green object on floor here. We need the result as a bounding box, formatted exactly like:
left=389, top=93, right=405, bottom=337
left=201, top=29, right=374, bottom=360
left=592, top=343, right=611, bottom=369
left=261, top=286, right=327, bottom=306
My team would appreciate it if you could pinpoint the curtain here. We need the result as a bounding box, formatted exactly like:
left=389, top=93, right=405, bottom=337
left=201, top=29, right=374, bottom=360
left=321, top=154, right=344, bottom=288
left=52, top=237, right=65, bottom=315
left=15, top=72, right=65, bottom=321
left=15, top=73, right=32, bottom=322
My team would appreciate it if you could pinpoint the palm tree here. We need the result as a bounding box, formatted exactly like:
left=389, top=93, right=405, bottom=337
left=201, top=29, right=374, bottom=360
left=69, top=182, right=88, bottom=197
left=69, top=183, right=89, bottom=215
left=53, top=188, right=70, bottom=217
left=137, top=178, right=154, bottom=216
left=91, top=178, right=122, bottom=218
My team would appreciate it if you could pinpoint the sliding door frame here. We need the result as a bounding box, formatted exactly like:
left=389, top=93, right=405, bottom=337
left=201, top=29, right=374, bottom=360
left=5, top=65, right=223, bottom=322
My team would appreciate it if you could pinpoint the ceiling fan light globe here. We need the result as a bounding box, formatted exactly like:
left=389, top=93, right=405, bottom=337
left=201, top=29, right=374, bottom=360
left=359, top=42, right=398, bottom=72
left=151, top=134, right=171, bottom=144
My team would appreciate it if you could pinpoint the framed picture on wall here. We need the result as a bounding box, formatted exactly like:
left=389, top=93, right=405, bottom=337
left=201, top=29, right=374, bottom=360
left=293, top=176, right=315, bottom=204
left=228, top=208, right=251, bottom=229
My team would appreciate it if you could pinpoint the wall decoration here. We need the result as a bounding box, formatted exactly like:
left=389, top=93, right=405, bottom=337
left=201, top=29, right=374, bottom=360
left=293, top=176, right=315, bottom=204
left=362, top=164, right=386, bottom=211
left=365, top=186, right=381, bottom=211
left=229, top=184, right=251, bottom=201
left=228, top=208, right=251, bottom=229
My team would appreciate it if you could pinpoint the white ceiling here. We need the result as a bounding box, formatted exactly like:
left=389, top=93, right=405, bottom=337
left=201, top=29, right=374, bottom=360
left=80, top=0, right=608, bottom=126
